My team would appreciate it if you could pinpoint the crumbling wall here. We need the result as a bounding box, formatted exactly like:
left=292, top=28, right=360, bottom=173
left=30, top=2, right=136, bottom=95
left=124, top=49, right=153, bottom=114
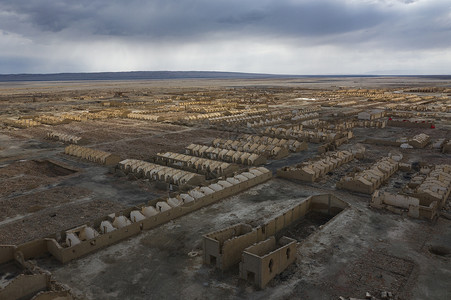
left=371, top=190, right=438, bottom=220
left=239, top=236, right=297, bottom=288
left=388, top=119, right=435, bottom=129
left=203, top=194, right=348, bottom=271
left=0, top=245, right=15, bottom=264
left=0, top=274, right=49, bottom=300
left=203, top=224, right=253, bottom=268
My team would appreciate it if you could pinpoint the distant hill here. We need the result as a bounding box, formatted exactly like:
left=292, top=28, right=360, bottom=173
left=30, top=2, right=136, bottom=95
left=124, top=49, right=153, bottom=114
left=0, top=71, right=301, bottom=82
left=0, top=71, right=448, bottom=82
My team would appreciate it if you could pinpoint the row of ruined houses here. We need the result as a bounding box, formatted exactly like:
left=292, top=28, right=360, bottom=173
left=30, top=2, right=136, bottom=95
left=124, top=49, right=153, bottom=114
left=246, top=117, right=283, bottom=128
left=47, top=132, right=82, bottom=144
left=239, top=134, right=308, bottom=152
left=185, top=143, right=267, bottom=166
left=118, top=159, right=205, bottom=186
left=184, top=108, right=268, bottom=122
left=50, top=167, right=272, bottom=263
left=184, top=112, right=222, bottom=121
left=211, top=137, right=306, bottom=160
left=2, top=118, right=41, bottom=128
left=337, top=156, right=399, bottom=194
left=64, top=145, right=121, bottom=166
left=302, top=118, right=386, bottom=130
left=263, top=126, right=352, bottom=143
left=208, top=113, right=270, bottom=126
left=206, top=107, right=318, bottom=127
left=154, top=152, right=239, bottom=177
left=127, top=113, right=164, bottom=122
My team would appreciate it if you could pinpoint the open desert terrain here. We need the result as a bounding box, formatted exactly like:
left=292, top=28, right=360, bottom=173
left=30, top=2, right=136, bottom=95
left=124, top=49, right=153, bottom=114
left=0, top=76, right=450, bottom=300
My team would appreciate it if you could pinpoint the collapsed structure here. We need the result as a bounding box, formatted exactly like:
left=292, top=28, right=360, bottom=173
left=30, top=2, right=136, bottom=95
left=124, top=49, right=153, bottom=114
left=277, top=148, right=365, bottom=182
left=203, top=194, right=349, bottom=288
left=371, top=164, right=451, bottom=219
left=337, top=157, right=399, bottom=194
left=239, top=236, right=297, bottom=289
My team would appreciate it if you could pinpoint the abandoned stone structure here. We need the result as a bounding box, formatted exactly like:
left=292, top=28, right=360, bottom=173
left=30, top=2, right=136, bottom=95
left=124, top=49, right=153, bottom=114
left=413, top=164, right=451, bottom=207
left=64, top=145, right=121, bottom=165
left=371, top=190, right=438, bottom=220
left=118, top=158, right=206, bottom=186
left=185, top=143, right=267, bottom=166
left=337, top=157, right=399, bottom=194
left=203, top=194, right=348, bottom=284
left=47, top=132, right=82, bottom=144
left=277, top=148, right=365, bottom=182
left=0, top=272, right=73, bottom=300
left=155, top=152, right=239, bottom=177
left=409, top=133, right=431, bottom=148
left=239, top=236, right=297, bottom=289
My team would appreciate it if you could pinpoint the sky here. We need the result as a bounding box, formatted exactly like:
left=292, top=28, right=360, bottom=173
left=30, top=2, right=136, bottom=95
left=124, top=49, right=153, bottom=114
left=0, top=0, right=450, bottom=75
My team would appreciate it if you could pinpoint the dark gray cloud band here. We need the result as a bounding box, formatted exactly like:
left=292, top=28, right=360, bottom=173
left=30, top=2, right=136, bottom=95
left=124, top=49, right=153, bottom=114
left=0, top=0, right=450, bottom=74
left=1, top=0, right=449, bottom=44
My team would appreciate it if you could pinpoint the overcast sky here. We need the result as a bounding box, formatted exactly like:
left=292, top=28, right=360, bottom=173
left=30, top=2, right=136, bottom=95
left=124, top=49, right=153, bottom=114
left=0, top=0, right=450, bottom=75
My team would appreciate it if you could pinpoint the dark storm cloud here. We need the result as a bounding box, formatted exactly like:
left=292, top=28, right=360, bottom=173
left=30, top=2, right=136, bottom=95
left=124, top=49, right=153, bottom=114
left=0, top=0, right=450, bottom=74
left=1, top=0, right=449, bottom=47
